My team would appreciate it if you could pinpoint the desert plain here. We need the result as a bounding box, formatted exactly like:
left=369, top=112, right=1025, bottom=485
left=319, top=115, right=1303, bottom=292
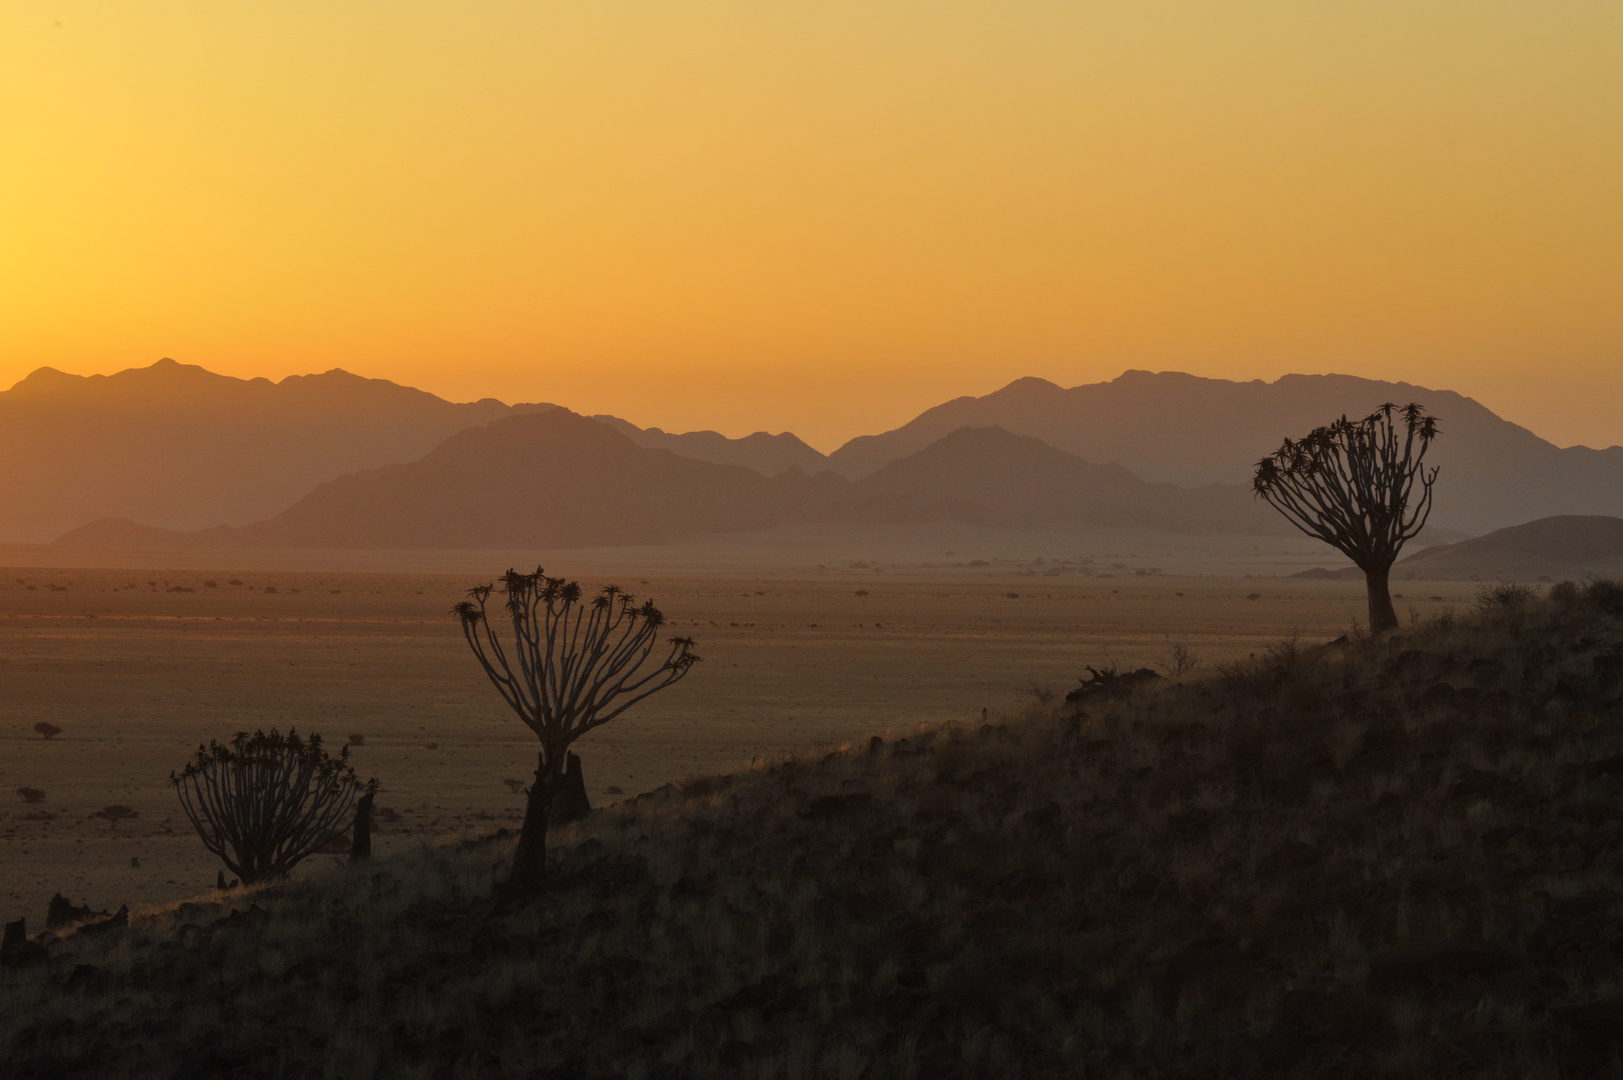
left=0, top=535, right=1482, bottom=933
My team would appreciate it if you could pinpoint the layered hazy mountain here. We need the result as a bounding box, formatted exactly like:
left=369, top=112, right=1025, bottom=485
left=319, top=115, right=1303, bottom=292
left=591, top=415, right=829, bottom=476
left=52, top=413, right=1282, bottom=550
left=11, top=360, right=1623, bottom=548
left=0, top=359, right=552, bottom=541
left=826, top=371, right=1623, bottom=532
left=826, top=427, right=1279, bottom=535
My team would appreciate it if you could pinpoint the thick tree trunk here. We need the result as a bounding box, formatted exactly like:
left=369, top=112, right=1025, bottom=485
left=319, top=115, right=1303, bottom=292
left=1365, top=561, right=1399, bottom=634
left=552, top=752, right=592, bottom=826
left=350, top=790, right=375, bottom=863
left=507, top=751, right=552, bottom=893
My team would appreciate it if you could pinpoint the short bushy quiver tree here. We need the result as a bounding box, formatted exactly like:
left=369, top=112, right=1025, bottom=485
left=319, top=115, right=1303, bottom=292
left=454, top=569, right=699, bottom=893
left=1254, top=403, right=1439, bottom=634
left=172, top=729, right=375, bottom=885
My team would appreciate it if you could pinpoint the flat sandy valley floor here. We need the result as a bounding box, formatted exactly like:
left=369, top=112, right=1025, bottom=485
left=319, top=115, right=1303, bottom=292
left=0, top=560, right=1481, bottom=930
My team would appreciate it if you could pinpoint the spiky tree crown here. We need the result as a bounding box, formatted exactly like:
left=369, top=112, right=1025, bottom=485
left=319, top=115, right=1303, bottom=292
left=1253, top=403, right=1439, bottom=569
left=171, top=728, right=374, bottom=883
left=454, top=568, right=699, bottom=775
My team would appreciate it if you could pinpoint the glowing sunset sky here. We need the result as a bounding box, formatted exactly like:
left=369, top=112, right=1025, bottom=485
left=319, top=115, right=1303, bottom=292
left=3, top=2, right=1620, bottom=450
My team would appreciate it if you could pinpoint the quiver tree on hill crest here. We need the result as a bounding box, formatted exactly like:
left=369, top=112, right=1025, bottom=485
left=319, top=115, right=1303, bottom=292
left=172, top=729, right=375, bottom=885
left=1254, top=403, right=1440, bottom=634
left=454, top=569, right=700, bottom=892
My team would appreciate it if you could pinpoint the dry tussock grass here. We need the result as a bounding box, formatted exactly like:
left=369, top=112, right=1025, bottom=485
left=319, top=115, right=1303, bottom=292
left=4, top=583, right=1623, bottom=1079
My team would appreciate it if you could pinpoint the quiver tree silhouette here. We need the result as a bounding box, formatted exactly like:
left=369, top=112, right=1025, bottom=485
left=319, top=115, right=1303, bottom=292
left=454, top=569, right=700, bottom=893
left=1254, top=403, right=1439, bottom=634
left=90, top=805, right=138, bottom=831
left=171, top=729, right=375, bottom=885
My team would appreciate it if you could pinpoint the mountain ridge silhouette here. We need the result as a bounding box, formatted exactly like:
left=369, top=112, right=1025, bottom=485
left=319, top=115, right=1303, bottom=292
left=48, top=413, right=1285, bottom=550
left=10, top=359, right=1623, bottom=546
left=825, top=370, right=1623, bottom=532
left=0, top=358, right=552, bottom=541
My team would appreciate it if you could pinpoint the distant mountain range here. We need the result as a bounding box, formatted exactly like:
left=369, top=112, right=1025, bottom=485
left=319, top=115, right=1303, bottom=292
left=828, top=371, right=1623, bottom=532
left=0, top=359, right=551, bottom=541
left=51, top=412, right=1281, bottom=550
left=8, top=359, right=1622, bottom=548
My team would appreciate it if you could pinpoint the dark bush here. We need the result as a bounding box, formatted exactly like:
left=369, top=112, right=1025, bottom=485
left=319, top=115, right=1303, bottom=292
left=1550, top=580, right=1580, bottom=605
left=90, top=805, right=138, bottom=831
left=1477, top=582, right=1536, bottom=610
left=1585, top=579, right=1623, bottom=616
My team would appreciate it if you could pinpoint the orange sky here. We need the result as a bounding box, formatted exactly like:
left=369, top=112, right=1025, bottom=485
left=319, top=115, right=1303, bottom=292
left=3, top=2, right=1620, bottom=452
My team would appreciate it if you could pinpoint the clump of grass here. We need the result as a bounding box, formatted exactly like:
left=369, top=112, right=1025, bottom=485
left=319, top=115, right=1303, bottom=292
left=5, top=586, right=1623, bottom=1077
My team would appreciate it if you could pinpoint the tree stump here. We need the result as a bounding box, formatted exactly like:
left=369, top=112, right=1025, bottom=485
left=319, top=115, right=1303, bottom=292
left=350, top=790, right=375, bottom=863
left=46, top=894, right=102, bottom=929
left=552, top=752, right=592, bottom=827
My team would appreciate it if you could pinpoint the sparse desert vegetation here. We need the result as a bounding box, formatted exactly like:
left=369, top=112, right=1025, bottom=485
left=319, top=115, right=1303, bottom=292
left=4, top=582, right=1623, bottom=1077
left=2, top=566, right=1412, bottom=925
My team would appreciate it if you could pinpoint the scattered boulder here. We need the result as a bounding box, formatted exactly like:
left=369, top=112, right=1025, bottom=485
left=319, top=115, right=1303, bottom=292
left=75, top=906, right=129, bottom=938
left=45, top=895, right=106, bottom=930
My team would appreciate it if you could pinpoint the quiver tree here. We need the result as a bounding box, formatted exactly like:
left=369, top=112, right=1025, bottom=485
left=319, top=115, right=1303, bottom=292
left=454, top=569, right=700, bottom=893
left=171, top=728, right=376, bottom=885
left=1254, top=403, right=1440, bottom=634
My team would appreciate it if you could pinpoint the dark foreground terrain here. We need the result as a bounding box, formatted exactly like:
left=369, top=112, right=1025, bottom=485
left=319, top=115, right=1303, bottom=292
left=5, top=584, right=1623, bottom=1078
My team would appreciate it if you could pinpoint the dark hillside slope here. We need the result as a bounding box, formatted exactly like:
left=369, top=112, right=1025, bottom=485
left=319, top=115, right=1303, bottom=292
left=8, top=586, right=1623, bottom=1077
left=829, top=371, right=1623, bottom=532
left=0, top=358, right=550, bottom=541
left=1398, top=515, right=1623, bottom=582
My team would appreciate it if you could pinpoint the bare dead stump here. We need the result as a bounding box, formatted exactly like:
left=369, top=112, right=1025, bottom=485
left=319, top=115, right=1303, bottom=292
left=351, top=789, right=375, bottom=863
left=552, top=752, right=593, bottom=827
left=1, top=917, right=48, bottom=968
